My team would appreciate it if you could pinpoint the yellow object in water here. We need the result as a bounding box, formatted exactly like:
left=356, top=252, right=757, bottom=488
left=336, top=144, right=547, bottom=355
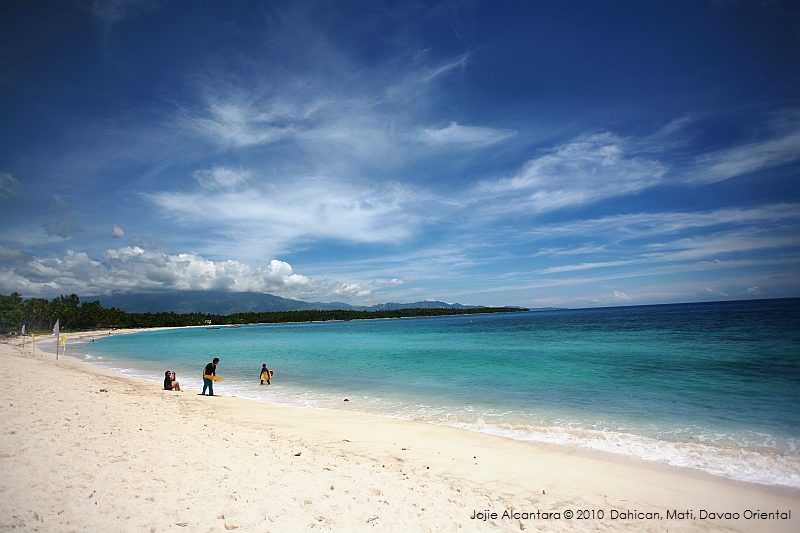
left=203, top=375, right=225, bottom=382
left=261, top=370, right=274, bottom=381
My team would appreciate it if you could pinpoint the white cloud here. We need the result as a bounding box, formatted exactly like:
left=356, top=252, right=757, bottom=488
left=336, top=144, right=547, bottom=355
left=329, top=283, right=371, bottom=298
left=148, top=176, right=427, bottom=254
left=703, top=288, right=729, bottom=298
left=613, top=290, right=632, bottom=302
left=747, top=286, right=762, bottom=295
left=0, top=172, right=21, bottom=198
left=0, top=247, right=371, bottom=301
left=370, top=278, right=406, bottom=288
left=478, top=133, right=666, bottom=213
left=419, top=122, right=516, bottom=147
left=111, top=224, right=126, bottom=238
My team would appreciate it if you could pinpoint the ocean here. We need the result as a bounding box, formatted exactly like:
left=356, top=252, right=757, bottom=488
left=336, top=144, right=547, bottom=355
left=78, top=298, right=800, bottom=488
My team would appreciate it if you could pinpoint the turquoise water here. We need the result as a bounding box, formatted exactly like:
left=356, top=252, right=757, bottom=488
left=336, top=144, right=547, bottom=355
left=79, top=298, right=800, bottom=488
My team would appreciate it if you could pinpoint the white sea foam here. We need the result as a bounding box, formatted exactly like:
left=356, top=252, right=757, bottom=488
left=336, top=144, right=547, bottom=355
left=451, top=421, right=800, bottom=488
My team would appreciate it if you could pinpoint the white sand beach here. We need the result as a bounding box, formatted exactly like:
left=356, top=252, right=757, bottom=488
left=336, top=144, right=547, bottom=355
left=1, top=331, right=797, bottom=532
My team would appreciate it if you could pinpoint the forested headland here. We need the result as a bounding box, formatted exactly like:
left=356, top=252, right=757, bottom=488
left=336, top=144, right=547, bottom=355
left=0, top=292, right=527, bottom=333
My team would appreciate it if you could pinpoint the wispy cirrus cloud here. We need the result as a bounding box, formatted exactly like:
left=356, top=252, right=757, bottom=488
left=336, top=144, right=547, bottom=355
left=142, top=113, right=800, bottom=270
left=185, top=45, right=471, bottom=156
left=0, top=172, right=21, bottom=198
left=148, top=169, right=431, bottom=256
left=535, top=234, right=800, bottom=276
left=521, top=203, right=800, bottom=241
left=368, top=202, right=800, bottom=305
left=191, top=94, right=300, bottom=148
left=464, top=112, right=800, bottom=221
left=691, top=110, right=800, bottom=183
left=641, top=228, right=800, bottom=262
left=419, top=122, right=516, bottom=147
left=193, top=166, right=252, bottom=190
left=531, top=208, right=800, bottom=275
left=476, top=132, right=666, bottom=213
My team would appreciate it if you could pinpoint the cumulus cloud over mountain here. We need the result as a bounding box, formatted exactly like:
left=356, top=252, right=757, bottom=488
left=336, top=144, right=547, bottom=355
left=0, top=247, right=369, bottom=300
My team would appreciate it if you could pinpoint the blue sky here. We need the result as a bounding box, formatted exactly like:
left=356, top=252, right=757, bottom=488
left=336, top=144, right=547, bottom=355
left=1, top=0, right=798, bottom=307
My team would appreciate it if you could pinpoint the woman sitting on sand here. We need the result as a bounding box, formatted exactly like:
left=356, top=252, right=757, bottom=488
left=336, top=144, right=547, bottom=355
left=164, top=371, right=181, bottom=391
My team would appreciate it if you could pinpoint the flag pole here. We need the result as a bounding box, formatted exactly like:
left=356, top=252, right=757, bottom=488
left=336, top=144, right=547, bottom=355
left=53, top=319, right=60, bottom=360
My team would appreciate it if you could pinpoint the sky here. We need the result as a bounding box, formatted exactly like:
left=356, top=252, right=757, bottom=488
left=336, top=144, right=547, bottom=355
left=1, top=0, right=799, bottom=308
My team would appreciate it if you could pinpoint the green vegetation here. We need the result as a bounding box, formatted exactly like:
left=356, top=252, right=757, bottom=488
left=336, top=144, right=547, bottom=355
left=0, top=292, right=527, bottom=333
left=0, top=293, right=24, bottom=332
left=0, top=292, right=127, bottom=333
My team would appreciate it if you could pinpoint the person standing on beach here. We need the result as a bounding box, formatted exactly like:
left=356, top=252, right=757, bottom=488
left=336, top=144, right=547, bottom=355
left=201, top=357, right=219, bottom=396
left=260, top=364, right=271, bottom=385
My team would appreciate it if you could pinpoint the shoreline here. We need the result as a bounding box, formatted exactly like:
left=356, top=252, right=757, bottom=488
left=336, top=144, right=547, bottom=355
left=2, top=332, right=798, bottom=532
left=38, top=327, right=800, bottom=490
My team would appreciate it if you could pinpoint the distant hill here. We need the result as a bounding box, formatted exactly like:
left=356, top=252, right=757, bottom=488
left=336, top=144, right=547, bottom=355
left=314, top=300, right=482, bottom=312
left=87, top=291, right=488, bottom=315
left=89, top=291, right=315, bottom=314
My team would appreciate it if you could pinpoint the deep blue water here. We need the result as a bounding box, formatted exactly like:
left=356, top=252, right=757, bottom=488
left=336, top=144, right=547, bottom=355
left=79, top=298, right=800, bottom=487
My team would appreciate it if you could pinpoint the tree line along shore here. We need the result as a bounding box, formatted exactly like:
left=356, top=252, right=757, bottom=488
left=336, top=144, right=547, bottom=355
left=0, top=292, right=527, bottom=333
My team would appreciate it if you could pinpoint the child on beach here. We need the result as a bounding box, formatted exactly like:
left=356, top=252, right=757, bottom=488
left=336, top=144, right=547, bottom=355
left=163, top=371, right=181, bottom=391
left=260, top=364, right=271, bottom=385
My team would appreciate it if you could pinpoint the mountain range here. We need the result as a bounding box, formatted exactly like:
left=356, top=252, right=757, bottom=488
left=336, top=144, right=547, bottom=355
left=87, top=291, right=487, bottom=315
